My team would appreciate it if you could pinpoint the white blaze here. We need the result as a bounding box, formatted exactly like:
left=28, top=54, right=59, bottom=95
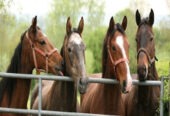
left=116, top=36, right=132, bottom=91
left=69, top=33, right=82, bottom=45
left=43, top=32, right=47, bottom=37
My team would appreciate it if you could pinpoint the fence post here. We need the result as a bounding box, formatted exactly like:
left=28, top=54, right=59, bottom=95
left=160, top=77, right=164, bottom=116
left=38, top=76, right=42, bottom=116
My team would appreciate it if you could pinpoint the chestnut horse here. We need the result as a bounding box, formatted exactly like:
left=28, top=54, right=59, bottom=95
left=0, top=16, right=63, bottom=116
left=124, top=9, right=160, bottom=116
left=81, top=16, right=132, bottom=115
left=31, top=17, right=87, bottom=113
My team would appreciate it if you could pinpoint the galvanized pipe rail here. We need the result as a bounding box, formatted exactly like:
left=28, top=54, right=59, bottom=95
left=0, top=107, right=113, bottom=116
left=0, top=72, right=168, bottom=116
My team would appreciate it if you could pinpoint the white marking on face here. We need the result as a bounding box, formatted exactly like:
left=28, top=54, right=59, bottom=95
left=69, top=32, right=82, bottom=45
left=43, top=33, right=47, bottom=37
left=116, top=36, right=132, bottom=91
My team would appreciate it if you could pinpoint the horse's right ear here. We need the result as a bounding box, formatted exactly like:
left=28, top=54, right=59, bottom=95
left=32, top=16, right=37, bottom=33
left=122, top=16, right=127, bottom=30
left=149, top=9, right=154, bottom=26
left=78, top=17, right=84, bottom=35
left=66, top=17, right=72, bottom=35
left=136, top=10, right=141, bottom=26
left=108, top=16, right=115, bottom=33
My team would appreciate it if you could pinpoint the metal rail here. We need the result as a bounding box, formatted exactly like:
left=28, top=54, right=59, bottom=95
left=0, top=107, right=113, bottom=116
left=0, top=72, right=169, bottom=116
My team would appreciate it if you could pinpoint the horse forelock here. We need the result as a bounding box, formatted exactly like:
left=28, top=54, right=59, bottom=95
left=138, top=18, right=150, bottom=27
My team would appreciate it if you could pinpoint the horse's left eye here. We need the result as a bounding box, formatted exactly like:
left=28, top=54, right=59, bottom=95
left=112, top=46, right=116, bottom=51
left=39, top=40, right=46, bottom=45
left=150, top=37, right=153, bottom=41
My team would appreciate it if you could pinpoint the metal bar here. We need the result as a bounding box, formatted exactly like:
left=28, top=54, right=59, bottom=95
left=132, top=80, right=161, bottom=86
left=0, top=72, right=163, bottom=86
left=0, top=72, right=72, bottom=81
left=0, top=107, right=116, bottom=116
left=88, top=77, right=118, bottom=84
left=1, top=72, right=170, bottom=116
left=160, top=77, right=164, bottom=116
left=38, top=77, right=42, bottom=116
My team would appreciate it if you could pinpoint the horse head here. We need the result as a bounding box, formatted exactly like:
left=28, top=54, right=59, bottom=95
left=135, top=9, right=157, bottom=81
left=103, top=16, right=132, bottom=93
left=25, top=16, right=63, bottom=75
left=61, top=17, right=87, bottom=94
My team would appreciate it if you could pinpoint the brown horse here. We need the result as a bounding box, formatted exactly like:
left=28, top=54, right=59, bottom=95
left=0, top=16, right=63, bottom=116
left=124, top=9, right=160, bottom=116
left=31, top=17, right=87, bottom=113
left=81, top=16, right=132, bottom=115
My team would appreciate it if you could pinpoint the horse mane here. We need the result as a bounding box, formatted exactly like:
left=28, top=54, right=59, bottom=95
left=102, top=23, right=125, bottom=78
left=0, top=31, right=26, bottom=105
left=138, top=18, right=150, bottom=27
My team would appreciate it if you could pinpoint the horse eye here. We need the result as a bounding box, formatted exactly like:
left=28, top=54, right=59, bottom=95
left=112, top=46, right=116, bottom=51
left=68, top=48, right=71, bottom=52
left=39, top=40, right=46, bottom=45
left=150, top=37, right=153, bottom=41
left=135, top=38, right=138, bottom=42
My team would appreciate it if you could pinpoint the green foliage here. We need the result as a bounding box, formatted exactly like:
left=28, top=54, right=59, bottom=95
left=0, top=1, right=28, bottom=71
left=84, top=26, right=106, bottom=73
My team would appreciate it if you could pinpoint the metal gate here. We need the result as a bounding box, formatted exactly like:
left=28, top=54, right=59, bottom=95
left=0, top=72, right=169, bottom=116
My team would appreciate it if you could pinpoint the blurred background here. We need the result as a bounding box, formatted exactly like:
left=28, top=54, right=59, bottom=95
left=0, top=0, right=169, bottom=114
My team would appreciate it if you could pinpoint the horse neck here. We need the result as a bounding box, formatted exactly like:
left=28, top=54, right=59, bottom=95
left=102, top=63, right=123, bottom=114
left=49, top=77, right=77, bottom=111
left=137, top=62, right=159, bottom=108
left=48, top=54, right=77, bottom=111
left=1, top=39, right=33, bottom=108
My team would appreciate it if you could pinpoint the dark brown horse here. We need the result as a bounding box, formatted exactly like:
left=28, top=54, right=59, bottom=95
left=0, top=16, right=63, bottom=116
left=124, top=9, right=160, bottom=116
left=81, top=16, right=132, bottom=115
left=31, top=17, right=87, bottom=113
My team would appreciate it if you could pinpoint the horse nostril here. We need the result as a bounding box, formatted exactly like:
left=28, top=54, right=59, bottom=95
left=61, top=61, right=65, bottom=67
left=55, top=66, right=62, bottom=71
left=137, top=65, right=147, bottom=81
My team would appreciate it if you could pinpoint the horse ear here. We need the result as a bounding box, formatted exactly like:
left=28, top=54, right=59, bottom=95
left=136, top=10, right=141, bottom=26
left=66, top=17, right=72, bottom=35
left=32, top=16, right=37, bottom=33
left=78, top=17, right=84, bottom=35
left=149, top=9, right=154, bottom=26
left=122, top=16, right=127, bottom=30
left=108, top=16, right=115, bottom=33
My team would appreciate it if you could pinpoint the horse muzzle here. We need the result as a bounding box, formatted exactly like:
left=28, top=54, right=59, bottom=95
left=137, top=64, right=148, bottom=81
left=78, top=77, right=88, bottom=94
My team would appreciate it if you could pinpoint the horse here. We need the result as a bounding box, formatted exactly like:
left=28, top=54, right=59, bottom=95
left=124, top=9, right=160, bottom=116
left=31, top=17, right=87, bottom=113
left=80, top=16, right=132, bottom=115
left=0, top=16, right=63, bottom=116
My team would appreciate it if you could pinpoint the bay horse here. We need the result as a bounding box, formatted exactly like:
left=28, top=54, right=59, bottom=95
left=124, top=9, right=160, bottom=116
left=81, top=16, right=132, bottom=115
left=0, top=16, right=63, bottom=116
left=31, top=17, right=87, bottom=113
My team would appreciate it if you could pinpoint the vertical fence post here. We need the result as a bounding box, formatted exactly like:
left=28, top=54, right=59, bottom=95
left=38, top=76, right=42, bottom=116
left=160, top=77, right=164, bottom=116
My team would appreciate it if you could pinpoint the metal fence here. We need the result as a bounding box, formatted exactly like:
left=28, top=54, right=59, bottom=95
left=0, top=72, right=169, bottom=116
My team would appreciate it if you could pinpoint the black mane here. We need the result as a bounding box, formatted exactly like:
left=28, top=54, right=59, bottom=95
left=139, top=17, right=150, bottom=27
left=0, top=31, right=26, bottom=105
